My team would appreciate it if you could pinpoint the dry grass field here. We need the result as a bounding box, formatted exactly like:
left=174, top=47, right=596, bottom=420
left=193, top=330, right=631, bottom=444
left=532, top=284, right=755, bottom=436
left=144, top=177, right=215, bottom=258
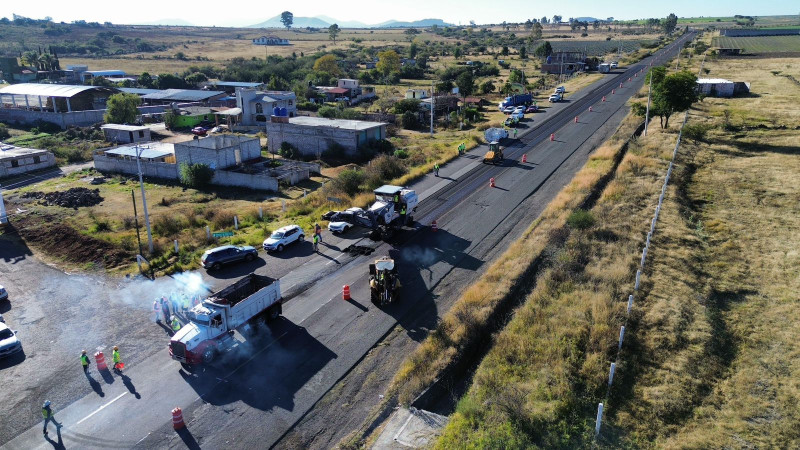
left=606, top=56, right=800, bottom=448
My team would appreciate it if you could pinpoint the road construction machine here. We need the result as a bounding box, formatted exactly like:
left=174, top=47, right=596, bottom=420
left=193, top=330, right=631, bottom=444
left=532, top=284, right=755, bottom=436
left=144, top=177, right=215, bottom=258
left=322, top=185, right=418, bottom=240
left=369, top=257, right=401, bottom=305
left=483, top=141, right=504, bottom=164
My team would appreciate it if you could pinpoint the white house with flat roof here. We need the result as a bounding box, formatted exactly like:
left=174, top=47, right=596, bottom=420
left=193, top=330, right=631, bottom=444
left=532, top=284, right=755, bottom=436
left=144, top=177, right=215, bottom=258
left=0, top=144, right=56, bottom=178
left=236, top=88, right=296, bottom=127
left=265, top=116, right=387, bottom=157
left=101, top=124, right=151, bottom=144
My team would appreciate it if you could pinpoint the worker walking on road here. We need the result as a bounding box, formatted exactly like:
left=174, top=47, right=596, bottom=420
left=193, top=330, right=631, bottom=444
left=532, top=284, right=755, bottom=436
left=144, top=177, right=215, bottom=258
left=434, top=163, right=440, bottom=177
left=313, top=234, right=320, bottom=253
left=161, top=297, right=171, bottom=324
left=80, top=350, right=90, bottom=374
left=41, top=401, right=61, bottom=435
left=513, top=128, right=518, bottom=138
left=315, top=223, right=322, bottom=243
left=181, top=294, right=190, bottom=314
left=171, top=316, right=181, bottom=335
left=112, top=346, right=123, bottom=374
left=400, top=205, right=407, bottom=225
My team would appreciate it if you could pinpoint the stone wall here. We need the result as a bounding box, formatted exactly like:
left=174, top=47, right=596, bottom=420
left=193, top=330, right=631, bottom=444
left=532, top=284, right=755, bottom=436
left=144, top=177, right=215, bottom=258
left=173, top=135, right=261, bottom=169
left=93, top=154, right=179, bottom=180
left=266, top=122, right=363, bottom=156
left=212, top=170, right=278, bottom=191
left=0, top=152, right=56, bottom=178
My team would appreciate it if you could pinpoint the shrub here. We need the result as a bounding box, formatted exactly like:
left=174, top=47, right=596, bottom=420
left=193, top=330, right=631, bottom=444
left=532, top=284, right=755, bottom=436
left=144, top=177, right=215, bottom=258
left=365, top=154, right=406, bottom=188
left=464, top=107, right=481, bottom=122
left=567, top=209, right=595, bottom=230
left=393, top=99, right=421, bottom=114
left=318, top=105, right=338, bottom=118
left=335, top=168, right=366, bottom=196
left=152, top=214, right=187, bottom=237
left=394, top=149, right=409, bottom=159
left=179, top=163, right=214, bottom=188
left=401, top=111, right=419, bottom=129
left=682, top=123, right=712, bottom=142
left=279, top=142, right=298, bottom=159
left=0, top=124, right=10, bottom=140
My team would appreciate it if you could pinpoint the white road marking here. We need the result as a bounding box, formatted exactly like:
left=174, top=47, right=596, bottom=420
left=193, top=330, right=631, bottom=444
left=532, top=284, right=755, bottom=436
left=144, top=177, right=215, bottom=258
left=325, top=254, right=342, bottom=265
left=76, top=392, right=127, bottom=425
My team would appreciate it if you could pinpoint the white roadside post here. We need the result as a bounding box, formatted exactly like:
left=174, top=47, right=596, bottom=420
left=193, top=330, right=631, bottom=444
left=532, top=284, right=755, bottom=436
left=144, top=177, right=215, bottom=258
left=595, top=403, right=604, bottom=436
left=135, top=145, right=154, bottom=253
left=234, top=215, right=239, bottom=230
left=0, top=187, right=7, bottom=224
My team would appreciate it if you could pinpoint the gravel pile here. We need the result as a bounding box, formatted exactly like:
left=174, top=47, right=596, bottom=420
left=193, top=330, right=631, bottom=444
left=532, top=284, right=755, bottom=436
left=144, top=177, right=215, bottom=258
left=23, top=188, right=104, bottom=209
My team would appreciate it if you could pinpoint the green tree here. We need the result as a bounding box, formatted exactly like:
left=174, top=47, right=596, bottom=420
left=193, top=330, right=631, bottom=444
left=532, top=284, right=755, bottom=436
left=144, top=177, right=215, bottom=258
left=376, top=50, right=401, bottom=77
left=532, top=22, right=543, bottom=40
left=313, top=54, right=342, bottom=77
left=501, top=46, right=509, bottom=56
left=157, top=73, right=187, bottom=89
left=409, top=42, right=418, bottom=59
left=652, top=71, right=698, bottom=128
left=393, top=99, right=421, bottom=114
left=534, top=41, right=553, bottom=57
left=480, top=80, right=496, bottom=94
left=453, top=47, right=462, bottom=59
left=103, top=93, right=141, bottom=124
left=401, top=111, right=418, bottom=129
left=138, top=72, right=154, bottom=88
left=663, top=13, right=678, bottom=34
left=455, top=71, right=474, bottom=99
left=335, top=168, right=365, bottom=196
left=328, top=24, right=340, bottom=44
left=179, top=163, right=214, bottom=188
left=184, top=72, right=207, bottom=86
left=436, top=79, right=454, bottom=94
left=519, top=46, right=527, bottom=59
left=508, top=69, right=526, bottom=85
left=280, top=11, right=293, bottom=30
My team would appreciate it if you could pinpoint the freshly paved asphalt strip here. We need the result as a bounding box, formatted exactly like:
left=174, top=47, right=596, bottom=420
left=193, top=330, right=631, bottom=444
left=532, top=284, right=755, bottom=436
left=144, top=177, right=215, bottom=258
left=1, top=32, right=694, bottom=449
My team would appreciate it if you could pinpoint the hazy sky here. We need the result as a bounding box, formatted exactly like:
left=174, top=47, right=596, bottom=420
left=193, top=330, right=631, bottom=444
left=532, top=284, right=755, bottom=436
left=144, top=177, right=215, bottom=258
left=1, top=0, right=796, bottom=27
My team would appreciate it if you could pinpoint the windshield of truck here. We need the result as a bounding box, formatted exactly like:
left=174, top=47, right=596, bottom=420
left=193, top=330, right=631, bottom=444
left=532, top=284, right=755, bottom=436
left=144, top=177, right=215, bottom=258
left=269, top=231, right=284, bottom=239
left=191, top=315, right=210, bottom=326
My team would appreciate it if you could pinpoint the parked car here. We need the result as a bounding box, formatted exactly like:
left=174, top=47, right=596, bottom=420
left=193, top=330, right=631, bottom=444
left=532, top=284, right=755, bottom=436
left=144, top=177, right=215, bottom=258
left=328, top=221, right=353, bottom=233
left=511, top=111, right=525, bottom=121
left=526, top=105, right=538, bottom=113
left=555, top=86, right=566, bottom=94
left=201, top=245, right=258, bottom=270
left=548, top=93, right=563, bottom=103
left=513, top=105, right=526, bottom=113
left=191, top=126, right=208, bottom=136
left=0, top=323, right=22, bottom=359
left=0, top=284, right=7, bottom=302
left=263, top=225, right=305, bottom=252
left=502, top=106, right=516, bottom=114
left=504, top=117, right=519, bottom=127
left=610, top=61, right=618, bottom=69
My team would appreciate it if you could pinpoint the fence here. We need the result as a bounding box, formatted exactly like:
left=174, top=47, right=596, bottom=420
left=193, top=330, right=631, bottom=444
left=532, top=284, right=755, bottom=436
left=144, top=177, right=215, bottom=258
left=593, top=109, right=690, bottom=440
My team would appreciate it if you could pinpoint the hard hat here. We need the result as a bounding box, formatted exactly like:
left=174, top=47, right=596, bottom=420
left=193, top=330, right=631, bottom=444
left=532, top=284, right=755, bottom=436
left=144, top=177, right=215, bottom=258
left=82, top=350, right=87, bottom=354
left=44, top=400, right=51, bottom=407
left=113, top=346, right=119, bottom=351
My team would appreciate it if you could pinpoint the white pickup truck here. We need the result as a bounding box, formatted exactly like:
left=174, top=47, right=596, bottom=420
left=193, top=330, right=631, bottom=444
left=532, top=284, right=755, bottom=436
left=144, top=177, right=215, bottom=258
left=169, top=274, right=282, bottom=366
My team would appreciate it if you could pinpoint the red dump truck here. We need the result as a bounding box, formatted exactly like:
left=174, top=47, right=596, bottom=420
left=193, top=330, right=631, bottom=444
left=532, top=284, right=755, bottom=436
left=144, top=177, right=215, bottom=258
left=169, top=274, right=282, bottom=366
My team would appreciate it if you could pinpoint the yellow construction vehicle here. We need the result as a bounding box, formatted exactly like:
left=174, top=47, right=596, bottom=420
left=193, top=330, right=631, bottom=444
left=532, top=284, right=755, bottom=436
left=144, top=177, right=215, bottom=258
left=369, top=257, right=401, bottom=305
left=483, top=141, right=504, bottom=164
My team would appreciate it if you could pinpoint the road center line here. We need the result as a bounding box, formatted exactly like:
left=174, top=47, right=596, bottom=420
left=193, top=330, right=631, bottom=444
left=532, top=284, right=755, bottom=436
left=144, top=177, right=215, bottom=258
left=76, top=392, right=127, bottom=425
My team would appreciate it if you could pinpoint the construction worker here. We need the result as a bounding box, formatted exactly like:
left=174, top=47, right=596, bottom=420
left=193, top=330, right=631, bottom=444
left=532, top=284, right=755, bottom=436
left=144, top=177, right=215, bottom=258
left=393, top=193, right=400, bottom=203
left=171, top=316, right=181, bottom=334
left=181, top=294, right=190, bottom=313
left=513, top=128, right=518, bottom=138
left=161, top=297, right=171, bottom=324
left=170, top=292, right=180, bottom=314
left=112, top=346, right=123, bottom=374
left=400, top=205, right=407, bottom=224
left=153, top=299, right=161, bottom=322
left=313, top=233, right=320, bottom=253
left=314, top=223, right=322, bottom=243
left=80, top=350, right=90, bottom=374
left=41, top=401, right=60, bottom=435
left=434, top=163, right=440, bottom=177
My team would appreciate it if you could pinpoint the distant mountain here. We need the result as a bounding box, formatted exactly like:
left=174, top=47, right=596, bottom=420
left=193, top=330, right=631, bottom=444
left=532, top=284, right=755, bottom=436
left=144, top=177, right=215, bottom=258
left=139, top=18, right=195, bottom=26
left=375, top=18, right=450, bottom=28
left=249, top=15, right=331, bottom=29
left=316, top=15, right=369, bottom=28
left=247, top=16, right=449, bottom=29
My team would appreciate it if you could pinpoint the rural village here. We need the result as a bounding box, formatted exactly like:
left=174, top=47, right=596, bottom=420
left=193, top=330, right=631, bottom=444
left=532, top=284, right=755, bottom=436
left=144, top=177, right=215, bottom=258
left=0, top=3, right=799, bottom=449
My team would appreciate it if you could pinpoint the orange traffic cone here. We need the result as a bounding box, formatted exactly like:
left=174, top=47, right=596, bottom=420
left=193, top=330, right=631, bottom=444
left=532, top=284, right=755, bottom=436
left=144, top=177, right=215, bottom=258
left=431, top=220, right=438, bottom=232
left=574, top=116, right=578, bottom=123
left=172, top=407, right=185, bottom=430
left=489, top=177, right=495, bottom=188
left=550, top=133, right=555, bottom=141
left=521, top=154, right=527, bottom=163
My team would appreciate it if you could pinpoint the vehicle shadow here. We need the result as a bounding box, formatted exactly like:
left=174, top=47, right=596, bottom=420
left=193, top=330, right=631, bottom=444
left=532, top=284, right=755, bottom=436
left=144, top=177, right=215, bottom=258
left=177, top=318, right=336, bottom=412
left=381, top=228, right=483, bottom=342
left=204, top=258, right=266, bottom=280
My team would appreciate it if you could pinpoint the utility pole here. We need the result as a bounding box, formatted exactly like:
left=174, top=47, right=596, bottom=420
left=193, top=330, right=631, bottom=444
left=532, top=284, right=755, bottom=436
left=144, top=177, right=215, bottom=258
left=131, top=189, right=143, bottom=256
left=644, top=69, right=653, bottom=137
left=135, top=145, right=154, bottom=254
left=430, top=78, right=435, bottom=136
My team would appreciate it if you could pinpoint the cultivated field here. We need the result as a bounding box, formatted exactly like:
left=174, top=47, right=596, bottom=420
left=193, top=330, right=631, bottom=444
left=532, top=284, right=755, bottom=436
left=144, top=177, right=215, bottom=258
left=713, top=35, right=800, bottom=53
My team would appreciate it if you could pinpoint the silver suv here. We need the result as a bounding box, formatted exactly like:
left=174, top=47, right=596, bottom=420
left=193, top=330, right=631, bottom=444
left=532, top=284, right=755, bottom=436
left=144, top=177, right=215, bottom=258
left=263, top=225, right=305, bottom=252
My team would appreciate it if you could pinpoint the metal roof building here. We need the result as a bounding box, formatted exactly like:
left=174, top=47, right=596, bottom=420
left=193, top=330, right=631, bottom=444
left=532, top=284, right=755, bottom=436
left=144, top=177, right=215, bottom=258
left=0, top=83, right=120, bottom=112
left=141, top=89, right=226, bottom=104
left=119, top=87, right=160, bottom=96
left=102, top=142, right=175, bottom=161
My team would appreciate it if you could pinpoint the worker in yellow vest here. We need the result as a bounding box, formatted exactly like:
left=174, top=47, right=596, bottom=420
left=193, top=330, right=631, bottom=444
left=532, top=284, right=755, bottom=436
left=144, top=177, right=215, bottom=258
left=42, top=401, right=61, bottom=435
left=80, top=350, right=90, bottom=374
left=171, top=316, right=181, bottom=334
left=112, top=346, right=123, bottom=374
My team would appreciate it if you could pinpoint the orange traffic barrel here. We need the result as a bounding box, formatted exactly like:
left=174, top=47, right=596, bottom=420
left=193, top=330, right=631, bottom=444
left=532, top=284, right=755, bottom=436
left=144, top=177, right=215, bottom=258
left=172, top=407, right=185, bottom=430
left=342, top=285, right=351, bottom=301
left=95, top=352, right=107, bottom=371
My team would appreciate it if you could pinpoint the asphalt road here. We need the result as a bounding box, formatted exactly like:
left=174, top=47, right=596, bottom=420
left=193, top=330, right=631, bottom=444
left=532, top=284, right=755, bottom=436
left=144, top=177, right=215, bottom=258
left=0, top=32, right=694, bottom=449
